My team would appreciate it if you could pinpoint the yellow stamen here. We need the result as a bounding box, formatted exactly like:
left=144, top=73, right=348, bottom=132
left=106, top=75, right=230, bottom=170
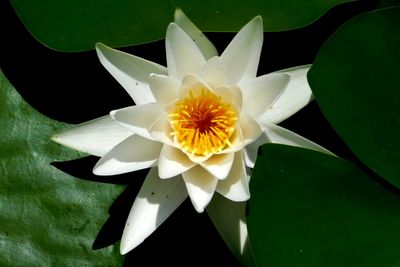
left=169, top=88, right=238, bottom=157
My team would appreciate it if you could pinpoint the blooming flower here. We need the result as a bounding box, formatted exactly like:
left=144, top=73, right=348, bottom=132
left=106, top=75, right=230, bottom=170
left=52, top=9, right=331, bottom=264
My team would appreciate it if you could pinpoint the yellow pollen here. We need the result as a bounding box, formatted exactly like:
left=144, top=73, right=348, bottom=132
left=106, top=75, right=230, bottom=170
left=169, top=89, right=238, bottom=157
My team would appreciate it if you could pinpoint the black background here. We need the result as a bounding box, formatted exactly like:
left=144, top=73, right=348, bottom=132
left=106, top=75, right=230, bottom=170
left=0, top=0, right=380, bottom=266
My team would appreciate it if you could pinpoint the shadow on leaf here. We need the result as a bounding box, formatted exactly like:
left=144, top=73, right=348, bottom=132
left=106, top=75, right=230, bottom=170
left=52, top=157, right=150, bottom=250
left=93, top=184, right=143, bottom=250
left=51, top=156, right=148, bottom=184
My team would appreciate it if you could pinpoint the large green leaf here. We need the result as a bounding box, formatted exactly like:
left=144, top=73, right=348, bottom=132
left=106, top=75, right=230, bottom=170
left=9, top=0, right=355, bottom=52
left=0, top=69, right=124, bottom=265
left=308, top=7, right=400, bottom=188
left=247, top=144, right=400, bottom=267
left=378, top=0, right=400, bottom=7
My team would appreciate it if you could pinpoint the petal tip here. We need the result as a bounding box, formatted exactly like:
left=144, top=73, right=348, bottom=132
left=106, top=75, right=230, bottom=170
left=247, top=15, right=263, bottom=31
left=187, top=187, right=215, bottom=214
left=49, top=131, right=76, bottom=151
left=119, top=237, right=141, bottom=255
left=193, top=204, right=206, bottom=213
left=237, top=192, right=250, bottom=202
left=254, top=15, right=263, bottom=23
left=157, top=169, right=172, bottom=179
left=50, top=133, right=60, bottom=143
left=95, top=42, right=104, bottom=48
left=109, top=109, right=118, bottom=120
left=119, top=245, right=130, bottom=255
left=250, top=15, right=263, bottom=29
left=92, top=165, right=105, bottom=176
left=95, top=42, right=108, bottom=54
left=174, top=7, right=184, bottom=19
left=167, top=22, right=178, bottom=32
left=92, top=161, right=116, bottom=176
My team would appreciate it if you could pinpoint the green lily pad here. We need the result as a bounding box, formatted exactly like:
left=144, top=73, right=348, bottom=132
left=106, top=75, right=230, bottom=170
left=9, top=0, right=355, bottom=52
left=247, top=144, right=400, bottom=267
left=378, top=0, right=400, bottom=7
left=308, top=7, right=400, bottom=188
left=0, top=69, right=124, bottom=265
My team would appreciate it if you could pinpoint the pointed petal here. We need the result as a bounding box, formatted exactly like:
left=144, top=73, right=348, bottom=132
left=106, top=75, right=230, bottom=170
left=216, top=151, right=250, bottom=201
left=182, top=165, right=218, bottom=213
left=260, top=122, right=334, bottom=156
left=166, top=23, right=206, bottom=80
left=220, top=16, right=263, bottom=84
left=111, top=103, right=161, bottom=140
left=214, top=85, right=243, bottom=111
left=200, top=153, right=235, bottom=180
left=259, top=65, right=313, bottom=124
left=158, top=145, right=196, bottom=178
left=149, top=114, right=175, bottom=146
left=93, top=135, right=162, bottom=175
left=120, top=167, right=188, bottom=254
left=240, top=73, right=290, bottom=118
left=96, top=43, right=166, bottom=105
left=174, top=8, right=218, bottom=60
left=243, top=133, right=268, bottom=168
left=206, top=194, right=256, bottom=267
left=51, top=115, right=132, bottom=157
left=244, top=122, right=334, bottom=168
left=185, top=150, right=213, bottom=165
left=148, top=74, right=180, bottom=109
left=175, top=74, right=242, bottom=123
left=178, top=73, right=212, bottom=97
left=239, top=113, right=263, bottom=145
left=199, top=56, right=229, bottom=88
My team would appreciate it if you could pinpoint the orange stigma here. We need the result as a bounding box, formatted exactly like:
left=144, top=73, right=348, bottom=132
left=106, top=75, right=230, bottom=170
left=169, top=89, right=238, bottom=157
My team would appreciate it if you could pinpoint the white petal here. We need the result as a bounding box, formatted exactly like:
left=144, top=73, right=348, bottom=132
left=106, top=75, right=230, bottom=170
left=184, top=151, right=214, bottom=165
left=239, top=73, right=290, bottom=118
left=148, top=74, right=180, bottom=109
left=199, top=56, right=229, bottom=88
left=200, top=153, right=235, bottom=180
left=174, top=75, right=242, bottom=127
left=51, top=115, right=132, bottom=157
left=206, top=194, right=256, bottom=267
left=261, top=122, right=334, bottom=155
left=158, top=145, right=196, bottom=178
left=220, top=16, right=263, bottom=84
left=120, top=167, right=188, bottom=254
left=244, top=122, right=334, bottom=167
left=239, top=113, right=263, bottom=146
left=96, top=43, right=166, bottom=105
left=216, top=151, right=250, bottom=201
left=93, top=135, right=162, bottom=175
left=174, top=8, right=218, bottom=60
left=182, top=165, right=218, bottom=213
left=178, top=73, right=212, bottom=97
left=214, top=85, right=243, bottom=111
left=166, top=23, right=206, bottom=80
left=111, top=103, right=161, bottom=140
left=243, top=133, right=268, bottom=168
left=259, top=65, right=313, bottom=124
left=149, top=114, right=175, bottom=146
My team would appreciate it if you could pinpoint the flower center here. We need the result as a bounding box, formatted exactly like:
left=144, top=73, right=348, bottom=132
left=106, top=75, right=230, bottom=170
left=169, top=89, right=238, bottom=157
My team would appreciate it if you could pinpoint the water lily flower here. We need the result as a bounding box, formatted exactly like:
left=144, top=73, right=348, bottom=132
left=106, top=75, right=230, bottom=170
left=52, top=9, right=331, bottom=265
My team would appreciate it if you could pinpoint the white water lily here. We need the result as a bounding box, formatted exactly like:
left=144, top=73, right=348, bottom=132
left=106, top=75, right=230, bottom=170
left=52, top=9, right=331, bottom=265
